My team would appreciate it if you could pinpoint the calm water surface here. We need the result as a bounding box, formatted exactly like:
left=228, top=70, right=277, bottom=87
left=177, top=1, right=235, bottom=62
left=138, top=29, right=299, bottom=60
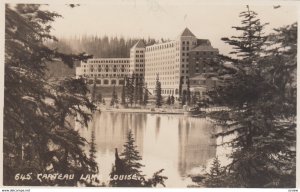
left=78, top=111, right=217, bottom=187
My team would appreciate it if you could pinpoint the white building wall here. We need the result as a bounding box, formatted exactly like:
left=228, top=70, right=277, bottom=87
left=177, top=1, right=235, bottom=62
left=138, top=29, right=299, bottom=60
left=77, top=58, right=130, bottom=86
left=144, top=40, right=180, bottom=96
left=130, top=47, right=145, bottom=78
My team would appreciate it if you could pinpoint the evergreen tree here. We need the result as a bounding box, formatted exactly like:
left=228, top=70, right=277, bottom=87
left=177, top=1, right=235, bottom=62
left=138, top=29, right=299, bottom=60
left=4, top=4, right=97, bottom=186
left=155, top=74, right=162, bottom=107
left=204, top=156, right=224, bottom=187
left=182, top=91, right=187, bottom=105
left=87, top=130, right=99, bottom=186
left=191, top=93, right=197, bottom=106
left=170, top=94, right=175, bottom=105
left=186, top=77, right=191, bottom=105
left=166, top=95, right=171, bottom=105
left=91, top=77, right=97, bottom=102
left=110, top=130, right=168, bottom=187
left=178, top=76, right=183, bottom=100
left=134, top=76, right=139, bottom=106
left=110, top=85, right=118, bottom=107
left=102, top=98, right=106, bottom=105
left=121, top=77, right=126, bottom=105
left=143, top=83, right=149, bottom=106
left=120, top=130, right=144, bottom=175
left=138, top=79, right=144, bottom=105
left=110, top=130, right=144, bottom=187
left=46, top=36, right=158, bottom=58
left=97, top=93, right=102, bottom=103
left=206, top=6, right=296, bottom=187
left=89, top=130, right=97, bottom=168
left=126, top=75, right=134, bottom=107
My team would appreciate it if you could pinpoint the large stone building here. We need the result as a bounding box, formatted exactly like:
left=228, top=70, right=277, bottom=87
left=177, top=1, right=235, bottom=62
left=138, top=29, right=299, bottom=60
left=76, top=58, right=130, bottom=86
left=76, top=28, right=219, bottom=98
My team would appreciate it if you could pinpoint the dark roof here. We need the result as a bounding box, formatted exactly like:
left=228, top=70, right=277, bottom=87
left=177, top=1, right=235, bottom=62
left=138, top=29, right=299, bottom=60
left=132, top=40, right=145, bottom=49
left=180, top=27, right=195, bottom=37
left=191, top=45, right=219, bottom=52
left=197, top=39, right=211, bottom=46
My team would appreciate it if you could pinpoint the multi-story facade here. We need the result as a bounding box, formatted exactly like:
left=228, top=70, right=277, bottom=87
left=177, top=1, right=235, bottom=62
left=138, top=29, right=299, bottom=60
left=130, top=40, right=146, bottom=79
left=76, top=58, right=130, bottom=86
left=145, top=28, right=219, bottom=97
left=76, top=28, right=219, bottom=98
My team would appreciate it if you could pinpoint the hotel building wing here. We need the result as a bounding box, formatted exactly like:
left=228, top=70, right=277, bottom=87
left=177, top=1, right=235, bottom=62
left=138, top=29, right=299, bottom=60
left=76, top=28, right=219, bottom=98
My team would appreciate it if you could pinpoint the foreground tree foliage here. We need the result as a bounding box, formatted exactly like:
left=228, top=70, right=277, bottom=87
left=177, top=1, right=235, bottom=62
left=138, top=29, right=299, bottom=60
left=110, top=130, right=167, bottom=187
left=205, top=6, right=296, bottom=187
left=4, top=4, right=98, bottom=186
left=155, top=74, right=162, bottom=107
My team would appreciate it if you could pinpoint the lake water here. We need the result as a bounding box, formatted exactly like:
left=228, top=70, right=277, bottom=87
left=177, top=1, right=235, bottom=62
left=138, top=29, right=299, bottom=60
left=78, top=111, right=218, bottom=187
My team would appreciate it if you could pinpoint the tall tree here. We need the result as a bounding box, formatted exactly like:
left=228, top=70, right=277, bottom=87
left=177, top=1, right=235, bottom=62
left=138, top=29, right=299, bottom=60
left=206, top=6, right=296, bottom=187
left=143, top=83, right=149, bottom=106
left=91, top=77, right=97, bottom=102
left=166, top=95, right=171, bottom=105
left=110, top=130, right=168, bottom=187
left=170, top=94, right=175, bottom=105
left=126, top=74, right=134, bottom=107
left=110, top=130, right=144, bottom=187
left=134, top=76, right=139, bottom=106
left=110, top=85, right=118, bottom=107
left=121, top=77, right=126, bottom=105
left=138, top=79, right=144, bottom=105
left=87, top=129, right=99, bottom=186
left=4, top=4, right=97, bottom=186
left=120, top=130, right=144, bottom=175
left=204, top=157, right=224, bottom=187
left=97, top=93, right=102, bottom=103
left=178, top=76, right=183, bottom=100
left=155, top=74, right=162, bottom=107
left=186, top=77, right=191, bottom=105
left=182, top=91, right=187, bottom=106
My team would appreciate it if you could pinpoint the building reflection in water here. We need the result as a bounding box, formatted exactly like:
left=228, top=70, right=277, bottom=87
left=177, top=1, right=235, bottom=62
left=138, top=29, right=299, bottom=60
left=178, top=116, right=216, bottom=177
left=78, top=112, right=216, bottom=187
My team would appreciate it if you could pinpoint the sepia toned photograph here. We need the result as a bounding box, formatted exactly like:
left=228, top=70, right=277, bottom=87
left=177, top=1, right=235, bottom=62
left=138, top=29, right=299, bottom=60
left=2, top=0, right=298, bottom=188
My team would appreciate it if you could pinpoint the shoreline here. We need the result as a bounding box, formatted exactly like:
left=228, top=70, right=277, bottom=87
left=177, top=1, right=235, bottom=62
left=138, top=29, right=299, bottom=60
left=99, top=107, right=185, bottom=115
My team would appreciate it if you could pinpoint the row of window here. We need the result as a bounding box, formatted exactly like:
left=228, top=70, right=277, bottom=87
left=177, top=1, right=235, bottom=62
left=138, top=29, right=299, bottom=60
left=82, top=64, right=130, bottom=68
left=87, top=79, right=125, bottom=85
left=86, top=74, right=129, bottom=78
left=88, top=60, right=130, bottom=64
left=146, top=42, right=176, bottom=51
left=84, top=69, right=130, bottom=72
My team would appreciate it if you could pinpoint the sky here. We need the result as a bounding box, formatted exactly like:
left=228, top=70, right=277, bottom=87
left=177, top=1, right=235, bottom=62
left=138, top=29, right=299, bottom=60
left=45, top=0, right=299, bottom=55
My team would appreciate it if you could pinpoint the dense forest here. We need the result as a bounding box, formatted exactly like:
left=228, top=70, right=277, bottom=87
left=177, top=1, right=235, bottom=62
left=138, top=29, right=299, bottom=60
left=46, top=36, right=159, bottom=58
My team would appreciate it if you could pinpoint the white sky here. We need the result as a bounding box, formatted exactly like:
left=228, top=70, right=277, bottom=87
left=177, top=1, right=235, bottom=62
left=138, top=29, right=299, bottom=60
left=44, top=0, right=298, bottom=55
